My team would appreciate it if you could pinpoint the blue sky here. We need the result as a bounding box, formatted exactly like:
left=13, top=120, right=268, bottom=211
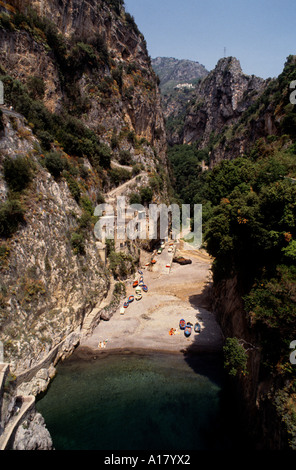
left=124, top=0, right=296, bottom=78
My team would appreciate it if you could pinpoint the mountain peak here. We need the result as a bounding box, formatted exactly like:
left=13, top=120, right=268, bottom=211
left=152, top=56, right=208, bottom=94
left=215, top=56, right=242, bottom=72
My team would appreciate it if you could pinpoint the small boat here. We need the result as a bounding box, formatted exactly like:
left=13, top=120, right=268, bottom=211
left=194, top=323, right=201, bottom=333
left=184, top=324, right=192, bottom=337
left=142, top=285, right=148, bottom=293
left=133, top=281, right=139, bottom=288
left=136, top=293, right=142, bottom=301
left=123, top=302, right=129, bottom=308
left=128, top=295, right=134, bottom=303
left=151, top=259, right=156, bottom=265
left=139, top=276, right=144, bottom=282
left=179, top=319, right=186, bottom=330
left=138, top=270, right=143, bottom=275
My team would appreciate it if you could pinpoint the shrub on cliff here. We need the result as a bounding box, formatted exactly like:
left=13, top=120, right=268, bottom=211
left=140, top=186, right=153, bottom=205
left=109, top=167, right=131, bottom=187
left=119, top=150, right=133, bottom=166
left=68, top=42, right=99, bottom=72
left=70, top=232, right=85, bottom=255
left=44, top=152, right=66, bottom=179
left=0, top=75, right=110, bottom=171
left=27, top=76, right=45, bottom=100
left=3, top=156, right=32, bottom=192
left=125, top=12, right=140, bottom=36
left=223, top=337, right=248, bottom=377
left=0, top=199, right=25, bottom=238
left=65, top=175, right=81, bottom=203
left=243, top=264, right=296, bottom=372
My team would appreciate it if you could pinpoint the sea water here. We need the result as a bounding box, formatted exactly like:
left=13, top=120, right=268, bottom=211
left=36, top=351, right=248, bottom=451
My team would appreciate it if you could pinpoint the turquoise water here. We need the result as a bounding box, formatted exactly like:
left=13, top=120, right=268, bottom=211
left=36, top=351, right=246, bottom=450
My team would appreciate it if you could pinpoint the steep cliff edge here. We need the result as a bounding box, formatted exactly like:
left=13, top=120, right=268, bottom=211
left=210, top=277, right=293, bottom=449
left=0, top=0, right=168, bottom=449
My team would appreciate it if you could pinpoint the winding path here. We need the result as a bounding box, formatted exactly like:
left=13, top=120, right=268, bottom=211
left=105, top=170, right=148, bottom=206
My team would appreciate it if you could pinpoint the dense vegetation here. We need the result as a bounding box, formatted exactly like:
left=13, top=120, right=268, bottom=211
left=168, top=56, right=296, bottom=446
left=167, top=144, right=209, bottom=203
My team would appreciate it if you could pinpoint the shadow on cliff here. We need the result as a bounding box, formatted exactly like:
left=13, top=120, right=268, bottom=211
left=182, top=279, right=224, bottom=378
left=188, top=277, right=213, bottom=311
left=180, top=281, right=253, bottom=450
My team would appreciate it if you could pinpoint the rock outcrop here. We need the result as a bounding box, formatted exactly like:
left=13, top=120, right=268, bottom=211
left=183, top=57, right=266, bottom=161
left=0, top=111, right=110, bottom=376
left=0, top=0, right=168, bottom=373
left=12, top=410, right=53, bottom=450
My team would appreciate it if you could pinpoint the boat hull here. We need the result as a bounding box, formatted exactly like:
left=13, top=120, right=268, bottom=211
left=179, top=319, right=186, bottom=330
left=184, top=328, right=192, bottom=337
left=194, top=323, right=201, bottom=333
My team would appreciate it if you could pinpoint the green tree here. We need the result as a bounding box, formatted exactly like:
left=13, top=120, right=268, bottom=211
left=223, top=337, right=248, bottom=377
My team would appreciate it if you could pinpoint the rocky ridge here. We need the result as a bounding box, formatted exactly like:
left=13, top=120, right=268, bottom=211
left=184, top=58, right=266, bottom=144
left=183, top=57, right=267, bottom=163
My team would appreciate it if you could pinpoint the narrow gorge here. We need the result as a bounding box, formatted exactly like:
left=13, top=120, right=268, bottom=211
left=0, top=0, right=295, bottom=451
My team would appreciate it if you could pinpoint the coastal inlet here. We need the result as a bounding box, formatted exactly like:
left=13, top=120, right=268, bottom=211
left=36, top=246, right=251, bottom=450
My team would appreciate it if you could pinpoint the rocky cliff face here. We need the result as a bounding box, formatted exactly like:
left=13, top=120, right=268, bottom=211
left=0, top=112, right=110, bottom=374
left=0, top=0, right=167, bottom=171
left=183, top=57, right=266, bottom=162
left=210, top=277, right=291, bottom=449
left=1, top=0, right=163, bottom=376
left=0, top=0, right=168, bottom=449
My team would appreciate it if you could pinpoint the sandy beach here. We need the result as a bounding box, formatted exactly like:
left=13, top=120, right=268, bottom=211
left=80, top=244, right=224, bottom=355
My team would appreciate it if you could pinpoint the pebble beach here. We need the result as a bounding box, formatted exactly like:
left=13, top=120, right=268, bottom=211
left=80, top=244, right=224, bottom=355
